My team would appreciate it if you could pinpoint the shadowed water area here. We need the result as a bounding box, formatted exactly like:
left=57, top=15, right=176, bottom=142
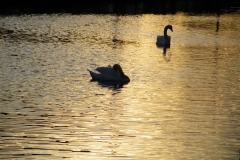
left=0, top=13, right=240, bottom=159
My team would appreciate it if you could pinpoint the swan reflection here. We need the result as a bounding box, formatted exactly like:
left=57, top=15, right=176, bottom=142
left=156, top=45, right=172, bottom=62
left=90, top=80, right=129, bottom=90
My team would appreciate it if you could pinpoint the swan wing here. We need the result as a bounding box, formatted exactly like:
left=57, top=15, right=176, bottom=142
left=100, top=74, right=123, bottom=81
left=156, top=36, right=171, bottom=45
left=88, top=69, right=122, bottom=81
left=156, top=36, right=165, bottom=45
left=96, top=67, right=119, bottom=77
left=88, top=69, right=103, bottom=80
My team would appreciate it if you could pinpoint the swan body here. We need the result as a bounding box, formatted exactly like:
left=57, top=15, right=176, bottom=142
left=88, top=64, right=130, bottom=82
left=156, top=25, right=173, bottom=47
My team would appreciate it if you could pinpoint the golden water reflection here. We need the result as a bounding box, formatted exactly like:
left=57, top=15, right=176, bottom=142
left=0, top=13, right=240, bottom=159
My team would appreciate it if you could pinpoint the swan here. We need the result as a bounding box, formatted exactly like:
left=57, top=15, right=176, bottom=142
left=156, top=25, right=173, bottom=47
left=88, top=64, right=130, bottom=82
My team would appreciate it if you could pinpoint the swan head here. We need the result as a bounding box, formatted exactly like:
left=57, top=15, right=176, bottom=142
left=165, top=25, right=173, bottom=32
left=113, top=64, right=130, bottom=82
left=163, top=25, right=173, bottom=39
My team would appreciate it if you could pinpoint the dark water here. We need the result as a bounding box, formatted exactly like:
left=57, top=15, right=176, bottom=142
left=1, top=0, right=239, bottom=14
left=0, top=13, right=240, bottom=159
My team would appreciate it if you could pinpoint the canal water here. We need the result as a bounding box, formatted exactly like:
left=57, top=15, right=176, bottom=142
left=0, top=13, right=240, bottom=159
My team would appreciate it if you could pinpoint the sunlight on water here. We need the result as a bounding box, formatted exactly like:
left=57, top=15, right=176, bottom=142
left=0, top=13, right=240, bottom=159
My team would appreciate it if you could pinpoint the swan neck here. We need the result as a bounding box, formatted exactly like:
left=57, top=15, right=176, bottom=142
left=118, top=68, right=125, bottom=78
left=164, top=27, right=168, bottom=37
left=117, top=67, right=128, bottom=80
left=114, top=64, right=129, bottom=81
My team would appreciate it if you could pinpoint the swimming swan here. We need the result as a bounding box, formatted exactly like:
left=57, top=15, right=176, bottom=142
left=88, top=64, right=130, bottom=82
left=156, top=25, right=173, bottom=47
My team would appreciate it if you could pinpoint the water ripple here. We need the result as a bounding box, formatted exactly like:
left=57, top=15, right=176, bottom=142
left=0, top=13, right=240, bottom=159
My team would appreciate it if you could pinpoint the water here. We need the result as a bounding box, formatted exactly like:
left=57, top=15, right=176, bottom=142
left=0, top=13, right=240, bottom=159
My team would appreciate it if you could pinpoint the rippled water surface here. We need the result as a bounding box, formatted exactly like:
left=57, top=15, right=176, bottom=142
left=1, top=13, right=240, bottom=159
